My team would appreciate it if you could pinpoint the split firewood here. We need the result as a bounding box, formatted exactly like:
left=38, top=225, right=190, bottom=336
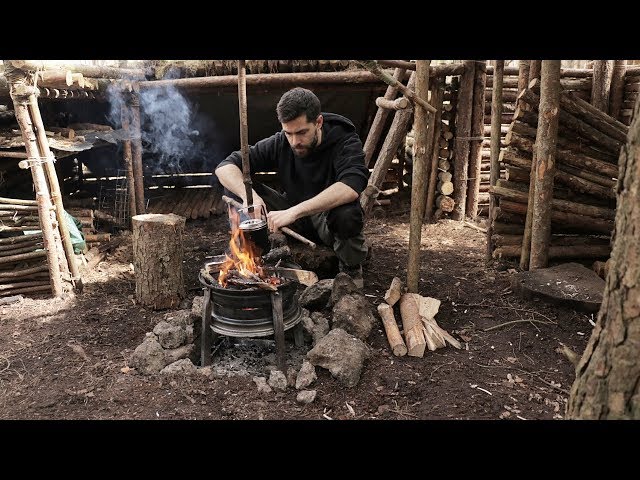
left=422, top=316, right=462, bottom=350
left=377, top=303, right=408, bottom=356
left=262, top=245, right=291, bottom=264
left=399, top=293, right=427, bottom=357
left=384, top=277, right=404, bottom=307
left=226, top=277, right=277, bottom=291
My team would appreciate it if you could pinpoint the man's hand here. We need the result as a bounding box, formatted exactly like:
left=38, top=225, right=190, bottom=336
left=244, top=193, right=267, bottom=212
left=267, top=208, right=299, bottom=232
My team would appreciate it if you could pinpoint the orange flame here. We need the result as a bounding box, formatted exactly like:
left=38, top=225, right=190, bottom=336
left=218, top=227, right=265, bottom=287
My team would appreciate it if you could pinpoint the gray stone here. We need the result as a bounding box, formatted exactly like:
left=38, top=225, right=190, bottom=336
left=306, top=328, right=371, bottom=388
left=185, top=325, right=194, bottom=344
left=191, top=296, right=205, bottom=321
left=511, top=262, right=605, bottom=313
left=286, top=366, right=298, bottom=387
left=130, top=336, right=167, bottom=375
left=160, top=358, right=197, bottom=375
left=164, top=309, right=193, bottom=327
left=295, top=360, right=317, bottom=390
left=153, top=321, right=187, bottom=349
left=164, top=344, right=196, bottom=364
left=296, top=390, right=317, bottom=404
left=299, top=279, right=334, bottom=310
left=268, top=370, right=288, bottom=391
left=332, top=293, right=376, bottom=340
left=252, top=376, right=273, bottom=394
left=329, top=273, right=359, bottom=307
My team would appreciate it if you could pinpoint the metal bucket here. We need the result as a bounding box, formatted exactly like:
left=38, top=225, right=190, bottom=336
left=239, top=218, right=270, bottom=255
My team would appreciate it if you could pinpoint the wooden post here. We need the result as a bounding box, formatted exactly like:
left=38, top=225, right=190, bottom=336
left=487, top=60, right=504, bottom=261
left=608, top=60, right=626, bottom=119
left=407, top=61, right=431, bottom=293
left=466, top=61, right=487, bottom=219
left=129, top=84, right=146, bottom=214
left=362, top=73, right=416, bottom=216
left=27, top=94, right=83, bottom=292
left=452, top=60, right=475, bottom=220
left=529, top=61, right=561, bottom=270
left=517, top=60, right=531, bottom=94
left=363, top=68, right=406, bottom=167
left=270, top=290, right=287, bottom=373
left=424, top=79, right=445, bottom=222
left=200, top=288, right=213, bottom=366
left=132, top=213, right=185, bottom=309
left=529, top=60, right=542, bottom=83
left=6, top=65, right=61, bottom=297
left=237, top=60, right=253, bottom=207
left=592, top=60, right=614, bottom=113
left=121, top=102, right=137, bottom=219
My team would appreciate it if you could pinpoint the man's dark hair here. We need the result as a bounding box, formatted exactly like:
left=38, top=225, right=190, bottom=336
left=276, top=87, right=321, bottom=123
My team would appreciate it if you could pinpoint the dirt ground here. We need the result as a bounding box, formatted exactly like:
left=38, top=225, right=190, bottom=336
left=0, top=201, right=594, bottom=420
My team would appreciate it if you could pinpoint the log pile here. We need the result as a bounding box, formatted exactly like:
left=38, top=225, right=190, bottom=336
left=487, top=77, right=625, bottom=262
left=0, top=197, right=50, bottom=297
left=620, top=65, right=640, bottom=126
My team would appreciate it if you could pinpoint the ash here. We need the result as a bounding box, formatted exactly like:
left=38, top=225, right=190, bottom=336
left=209, top=336, right=308, bottom=378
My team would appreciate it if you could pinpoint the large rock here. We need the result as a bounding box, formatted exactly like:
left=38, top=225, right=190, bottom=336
left=306, top=328, right=371, bottom=388
left=164, top=309, right=193, bottom=327
left=511, top=262, right=605, bottom=313
left=130, top=336, right=167, bottom=375
left=329, top=273, right=360, bottom=307
left=164, top=344, right=196, bottom=364
left=332, top=293, right=376, bottom=340
left=299, top=279, right=334, bottom=310
left=153, top=321, right=187, bottom=349
left=296, top=360, right=317, bottom=390
left=160, top=358, right=197, bottom=375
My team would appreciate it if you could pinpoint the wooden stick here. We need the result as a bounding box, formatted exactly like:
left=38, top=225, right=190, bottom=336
left=120, top=100, right=137, bottom=218
left=399, top=293, right=427, bottom=357
left=359, top=60, right=436, bottom=114
left=377, top=303, right=408, bottom=356
left=237, top=60, right=253, bottom=207
left=487, top=60, right=504, bottom=261
left=466, top=61, right=487, bottom=219
left=375, top=96, right=410, bottom=110
left=609, top=60, right=627, bottom=119
left=592, top=60, right=614, bottom=112
left=384, top=276, right=404, bottom=307
left=128, top=85, right=146, bottom=214
left=363, top=68, right=406, bottom=167
left=425, top=80, right=445, bottom=222
left=270, top=290, right=287, bottom=373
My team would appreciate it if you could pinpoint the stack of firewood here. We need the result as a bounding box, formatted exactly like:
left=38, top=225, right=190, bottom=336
left=0, top=196, right=50, bottom=297
left=377, top=277, right=460, bottom=358
left=488, top=77, right=625, bottom=262
left=620, top=66, right=639, bottom=126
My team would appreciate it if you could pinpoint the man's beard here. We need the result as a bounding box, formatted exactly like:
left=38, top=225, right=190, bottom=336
left=292, top=131, right=318, bottom=158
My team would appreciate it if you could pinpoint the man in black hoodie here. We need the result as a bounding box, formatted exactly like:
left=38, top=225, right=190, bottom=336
left=215, top=87, right=370, bottom=287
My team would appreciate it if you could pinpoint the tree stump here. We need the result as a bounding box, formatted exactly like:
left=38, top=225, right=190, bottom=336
left=132, top=214, right=186, bottom=310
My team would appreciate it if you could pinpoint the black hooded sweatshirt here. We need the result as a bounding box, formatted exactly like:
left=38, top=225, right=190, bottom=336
left=217, top=112, right=370, bottom=207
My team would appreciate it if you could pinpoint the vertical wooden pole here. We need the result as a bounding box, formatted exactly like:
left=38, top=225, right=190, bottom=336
left=529, top=61, right=561, bottom=270
left=121, top=102, right=137, bottom=219
left=517, top=60, right=531, bottom=94
left=363, top=68, right=407, bottom=167
left=592, top=60, right=614, bottom=113
left=28, top=94, right=83, bottom=291
left=486, top=60, right=504, bottom=261
left=407, top=60, right=431, bottom=293
left=466, top=60, right=487, bottom=219
left=529, top=60, right=542, bottom=83
left=129, top=83, right=146, bottom=215
left=237, top=60, right=253, bottom=207
left=424, top=79, right=445, bottom=222
left=271, top=290, right=286, bottom=373
left=452, top=60, right=475, bottom=221
left=6, top=67, right=62, bottom=296
left=608, top=60, right=626, bottom=119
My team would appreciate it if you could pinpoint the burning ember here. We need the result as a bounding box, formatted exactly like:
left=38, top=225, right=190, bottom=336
left=217, top=227, right=283, bottom=290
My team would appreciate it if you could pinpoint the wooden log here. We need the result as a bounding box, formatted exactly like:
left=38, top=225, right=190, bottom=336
left=237, top=61, right=254, bottom=207
left=0, top=151, right=28, bottom=159
left=505, top=166, right=530, bottom=183
left=0, top=250, right=47, bottom=265
left=591, top=60, right=614, bottom=112
left=518, top=61, right=530, bottom=95
left=378, top=303, right=408, bottom=357
left=121, top=101, right=137, bottom=218
left=399, top=293, right=427, bottom=357
left=493, top=234, right=610, bottom=247
left=377, top=61, right=466, bottom=77
left=493, top=222, right=525, bottom=235
left=452, top=60, right=476, bottom=220
left=518, top=87, right=623, bottom=154
left=437, top=181, right=454, bottom=195
left=384, top=276, right=404, bottom=307
left=7, top=69, right=63, bottom=297
left=83, top=233, right=111, bottom=242
left=493, top=244, right=610, bottom=260
left=529, top=61, right=561, bottom=269
left=466, top=61, right=487, bottom=219
left=132, top=214, right=186, bottom=309
left=128, top=85, right=146, bottom=214
left=592, top=259, right=611, bottom=279
left=362, top=73, right=416, bottom=216
left=375, top=96, right=410, bottom=110
left=360, top=61, right=436, bottom=114
left=407, top=61, right=432, bottom=293
left=609, top=60, right=627, bottom=119
left=438, top=171, right=453, bottom=182
left=436, top=195, right=455, bottom=212
left=9, top=61, right=145, bottom=79
left=425, top=80, right=445, bottom=222
left=529, top=78, right=628, bottom=142
left=363, top=69, right=406, bottom=167
left=487, top=60, right=505, bottom=261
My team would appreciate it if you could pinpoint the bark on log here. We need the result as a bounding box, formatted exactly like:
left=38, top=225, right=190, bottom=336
left=10, top=61, right=145, bottom=79
left=364, top=68, right=406, bottom=167
left=492, top=234, right=610, bottom=247
left=436, top=195, right=455, bottom=212
left=407, top=61, right=432, bottom=293
left=121, top=102, right=137, bottom=218
left=487, top=60, right=505, bottom=261
left=493, top=244, right=610, bottom=260
left=528, top=61, right=542, bottom=83
left=425, top=81, right=445, bottom=222
left=466, top=61, right=487, bottom=219
left=529, top=61, right=561, bottom=270
left=591, top=60, right=614, bottom=113
left=132, top=214, right=186, bottom=309
left=609, top=60, right=627, bottom=119
left=452, top=60, right=476, bottom=220
left=128, top=85, right=146, bottom=214
left=378, top=303, right=408, bottom=357
left=362, top=73, right=416, bottom=216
